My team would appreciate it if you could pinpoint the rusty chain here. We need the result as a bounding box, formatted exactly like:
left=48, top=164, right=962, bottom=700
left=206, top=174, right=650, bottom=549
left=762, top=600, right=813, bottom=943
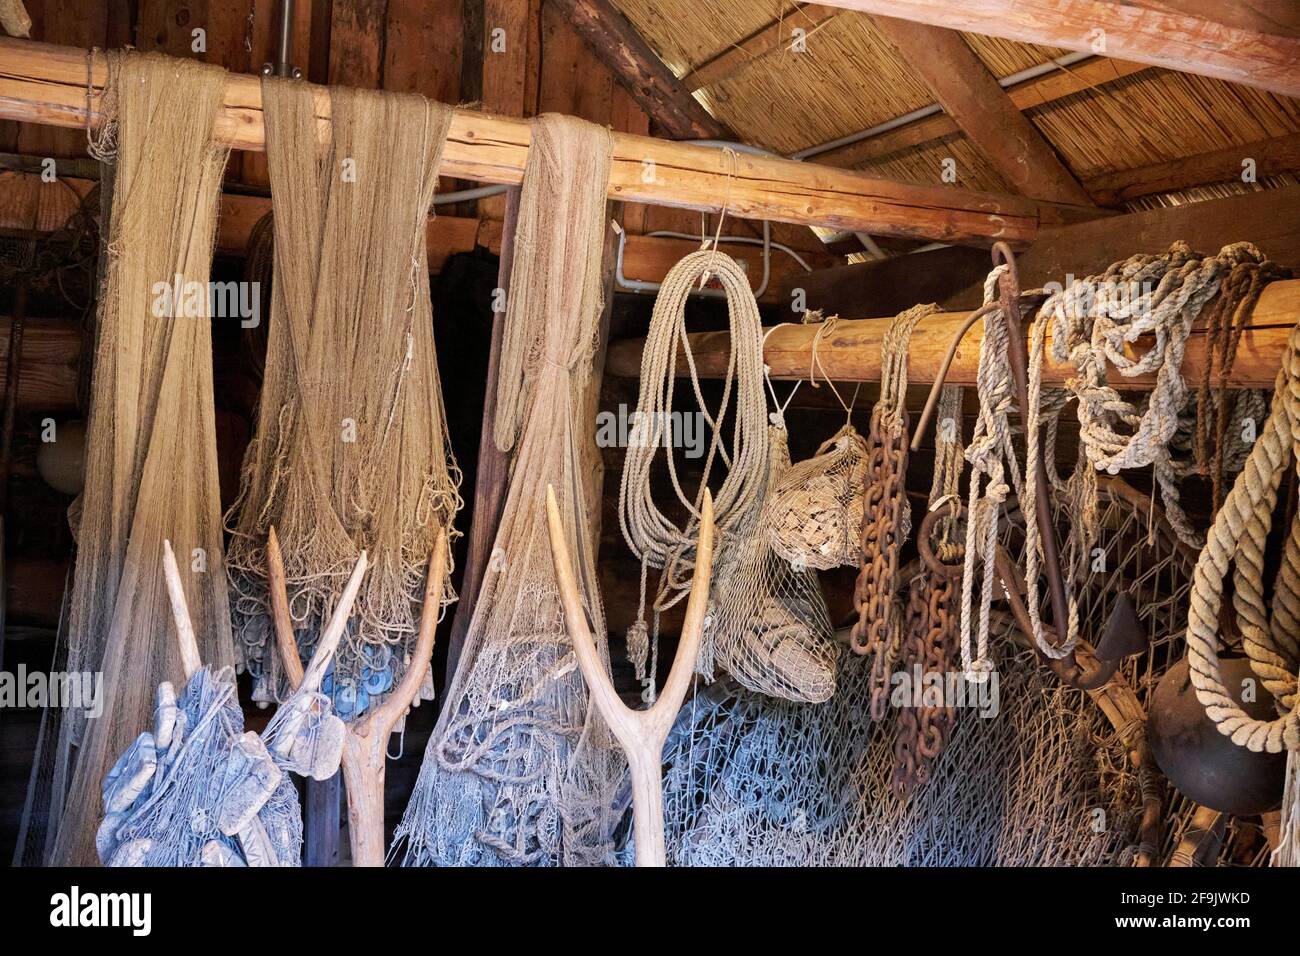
left=850, top=402, right=911, bottom=719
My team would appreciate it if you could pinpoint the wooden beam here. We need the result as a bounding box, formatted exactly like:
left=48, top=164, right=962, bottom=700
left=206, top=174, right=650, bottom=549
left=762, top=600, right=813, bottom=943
left=810, top=0, right=1300, bottom=97
left=683, top=4, right=839, bottom=92
left=815, top=56, right=1151, bottom=169
left=0, top=39, right=1103, bottom=243
left=0, top=169, right=830, bottom=299
left=1084, top=132, right=1300, bottom=207
left=605, top=279, right=1300, bottom=388
left=871, top=16, right=1095, bottom=206
left=546, top=0, right=726, bottom=140
left=789, top=185, right=1300, bottom=318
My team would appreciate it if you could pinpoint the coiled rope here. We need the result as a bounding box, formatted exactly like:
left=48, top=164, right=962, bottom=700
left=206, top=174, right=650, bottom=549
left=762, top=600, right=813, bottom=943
left=618, top=250, right=770, bottom=676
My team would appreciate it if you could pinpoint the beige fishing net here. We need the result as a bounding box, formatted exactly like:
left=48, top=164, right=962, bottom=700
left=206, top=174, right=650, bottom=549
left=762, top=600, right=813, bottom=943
left=763, top=422, right=868, bottom=570
left=53, top=52, right=236, bottom=866
left=395, top=114, right=621, bottom=866
left=707, top=424, right=839, bottom=703
left=657, top=479, right=1267, bottom=866
left=224, top=79, right=461, bottom=720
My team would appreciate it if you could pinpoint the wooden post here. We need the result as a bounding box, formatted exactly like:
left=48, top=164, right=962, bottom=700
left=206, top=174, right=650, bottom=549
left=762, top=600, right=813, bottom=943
left=445, top=187, right=519, bottom=683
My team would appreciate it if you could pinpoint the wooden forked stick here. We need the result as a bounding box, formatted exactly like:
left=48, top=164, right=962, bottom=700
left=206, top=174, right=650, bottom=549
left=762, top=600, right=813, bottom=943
left=161, top=540, right=204, bottom=681
left=269, top=526, right=448, bottom=867
left=544, top=483, right=714, bottom=867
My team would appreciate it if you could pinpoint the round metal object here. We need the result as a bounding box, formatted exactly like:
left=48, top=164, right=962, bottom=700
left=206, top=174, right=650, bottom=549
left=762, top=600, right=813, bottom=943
left=1148, top=655, right=1286, bottom=816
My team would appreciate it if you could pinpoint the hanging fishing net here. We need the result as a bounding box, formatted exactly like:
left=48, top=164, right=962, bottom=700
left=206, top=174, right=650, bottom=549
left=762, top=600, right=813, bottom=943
left=53, top=52, right=236, bottom=867
left=394, top=115, right=621, bottom=867
left=224, top=79, right=461, bottom=720
left=98, top=664, right=342, bottom=867
left=654, top=479, right=1264, bottom=866
left=763, top=422, right=868, bottom=570
left=706, top=424, right=839, bottom=704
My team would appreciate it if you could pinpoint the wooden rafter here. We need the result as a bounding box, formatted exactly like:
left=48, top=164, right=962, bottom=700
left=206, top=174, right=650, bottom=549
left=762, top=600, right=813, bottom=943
left=871, top=15, right=1095, bottom=206
left=546, top=0, right=727, bottom=139
left=814, top=56, right=1151, bottom=169
left=809, top=0, right=1300, bottom=97
left=682, top=3, right=839, bottom=92
left=1084, top=132, right=1300, bottom=207
left=0, top=38, right=1106, bottom=243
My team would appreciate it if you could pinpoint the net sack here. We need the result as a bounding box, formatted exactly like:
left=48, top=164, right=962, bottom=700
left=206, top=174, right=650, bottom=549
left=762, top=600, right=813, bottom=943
left=707, top=424, right=839, bottom=704
left=763, top=423, right=868, bottom=570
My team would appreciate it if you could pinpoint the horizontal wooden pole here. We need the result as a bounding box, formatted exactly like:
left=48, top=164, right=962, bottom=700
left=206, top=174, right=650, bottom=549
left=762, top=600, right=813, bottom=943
left=605, top=280, right=1300, bottom=389
left=0, top=170, right=830, bottom=302
left=0, top=38, right=1102, bottom=244
left=812, top=0, right=1300, bottom=97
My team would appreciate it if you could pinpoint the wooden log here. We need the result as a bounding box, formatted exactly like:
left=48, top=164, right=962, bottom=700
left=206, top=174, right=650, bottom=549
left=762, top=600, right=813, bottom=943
left=811, top=0, right=1300, bottom=97
left=0, top=317, right=79, bottom=409
left=788, top=186, right=1300, bottom=316
left=871, top=16, right=1095, bottom=207
left=0, top=38, right=1102, bottom=243
left=816, top=56, right=1151, bottom=170
left=605, top=279, right=1300, bottom=389
left=548, top=0, right=726, bottom=140
left=1084, top=132, right=1300, bottom=207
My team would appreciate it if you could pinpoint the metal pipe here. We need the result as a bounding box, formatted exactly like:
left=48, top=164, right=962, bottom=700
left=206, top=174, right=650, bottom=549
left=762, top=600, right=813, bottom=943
left=275, top=0, right=294, bottom=78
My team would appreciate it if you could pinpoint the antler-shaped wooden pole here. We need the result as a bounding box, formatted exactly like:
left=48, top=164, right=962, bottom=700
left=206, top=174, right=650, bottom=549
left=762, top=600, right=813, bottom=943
left=269, top=527, right=447, bottom=867
left=544, top=484, right=714, bottom=867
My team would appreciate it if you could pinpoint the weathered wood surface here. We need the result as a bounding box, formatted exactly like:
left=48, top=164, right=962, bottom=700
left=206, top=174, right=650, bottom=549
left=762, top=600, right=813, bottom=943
left=788, top=186, right=1300, bottom=316
left=810, top=0, right=1300, bottom=96
left=548, top=0, right=726, bottom=139
left=606, top=280, right=1300, bottom=389
left=1084, top=132, right=1300, bottom=207
left=871, top=16, right=1095, bottom=206
left=0, top=38, right=1103, bottom=243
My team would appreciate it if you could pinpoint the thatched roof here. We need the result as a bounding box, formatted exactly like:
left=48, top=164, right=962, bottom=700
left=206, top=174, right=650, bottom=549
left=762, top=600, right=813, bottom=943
left=612, top=1, right=1300, bottom=206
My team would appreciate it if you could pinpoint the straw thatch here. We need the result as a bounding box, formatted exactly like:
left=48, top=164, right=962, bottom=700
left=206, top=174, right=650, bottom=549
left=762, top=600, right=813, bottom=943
left=612, top=0, right=1300, bottom=206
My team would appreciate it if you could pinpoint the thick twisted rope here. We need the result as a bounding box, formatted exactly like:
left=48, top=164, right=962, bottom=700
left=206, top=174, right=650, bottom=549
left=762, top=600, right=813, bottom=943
left=1044, top=242, right=1274, bottom=548
left=618, top=250, right=769, bottom=674
left=959, top=267, right=1038, bottom=677
left=1184, top=319, right=1300, bottom=754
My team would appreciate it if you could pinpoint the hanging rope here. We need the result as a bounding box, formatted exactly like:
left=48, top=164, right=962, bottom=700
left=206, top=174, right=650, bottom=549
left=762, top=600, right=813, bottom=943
left=618, top=249, right=769, bottom=678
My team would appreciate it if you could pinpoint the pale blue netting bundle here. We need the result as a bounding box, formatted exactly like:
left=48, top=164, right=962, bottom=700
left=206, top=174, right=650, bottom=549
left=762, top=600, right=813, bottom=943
left=97, top=666, right=337, bottom=867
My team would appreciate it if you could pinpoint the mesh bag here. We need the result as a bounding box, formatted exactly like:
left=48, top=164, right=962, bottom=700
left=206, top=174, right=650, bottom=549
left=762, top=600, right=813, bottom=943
left=706, top=424, right=839, bottom=704
left=763, top=423, right=868, bottom=570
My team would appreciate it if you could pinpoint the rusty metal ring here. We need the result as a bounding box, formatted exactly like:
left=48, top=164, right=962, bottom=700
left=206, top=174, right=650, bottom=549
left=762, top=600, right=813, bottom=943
left=917, top=499, right=965, bottom=580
